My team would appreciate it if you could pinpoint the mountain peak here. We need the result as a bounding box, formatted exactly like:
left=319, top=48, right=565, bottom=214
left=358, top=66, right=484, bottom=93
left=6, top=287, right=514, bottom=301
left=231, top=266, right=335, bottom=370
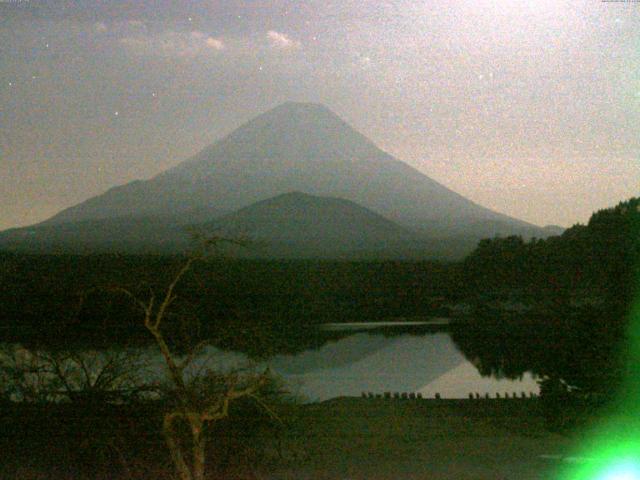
left=178, top=100, right=379, bottom=173
left=275, top=101, right=330, bottom=112
left=268, top=191, right=315, bottom=201
left=244, top=101, right=346, bottom=130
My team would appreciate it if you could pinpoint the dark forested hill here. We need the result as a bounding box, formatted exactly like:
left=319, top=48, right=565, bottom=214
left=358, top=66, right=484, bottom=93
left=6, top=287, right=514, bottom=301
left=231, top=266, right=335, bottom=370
left=462, top=197, right=640, bottom=306
left=0, top=253, right=457, bottom=352
left=454, top=197, right=640, bottom=399
left=199, top=192, right=429, bottom=258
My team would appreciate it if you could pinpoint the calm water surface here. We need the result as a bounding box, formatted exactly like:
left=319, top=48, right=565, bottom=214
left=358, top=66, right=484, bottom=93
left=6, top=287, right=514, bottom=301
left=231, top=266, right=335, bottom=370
left=268, top=330, right=539, bottom=401
left=174, top=325, right=539, bottom=402
left=2, top=325, right=539, bottom=403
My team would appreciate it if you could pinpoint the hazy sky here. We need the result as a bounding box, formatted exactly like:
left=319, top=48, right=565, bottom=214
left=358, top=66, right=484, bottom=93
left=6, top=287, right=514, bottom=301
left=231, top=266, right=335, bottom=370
left=1, top=0, right=639, bottom=230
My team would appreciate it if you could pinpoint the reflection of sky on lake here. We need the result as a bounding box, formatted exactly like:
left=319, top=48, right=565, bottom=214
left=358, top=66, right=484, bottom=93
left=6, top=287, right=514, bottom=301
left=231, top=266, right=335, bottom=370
left=142, top=331, right=540, bottom=402
left=266, top=332, right=539, bottom=402
left=420, top=362, right=538, bottom=400
left=3, top=331, right=539, bottom=403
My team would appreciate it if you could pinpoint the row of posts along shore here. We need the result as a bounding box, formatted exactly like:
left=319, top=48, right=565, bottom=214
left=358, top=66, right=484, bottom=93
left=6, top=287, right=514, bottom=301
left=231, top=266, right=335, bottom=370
left=361, top=391, right=539, bottom=400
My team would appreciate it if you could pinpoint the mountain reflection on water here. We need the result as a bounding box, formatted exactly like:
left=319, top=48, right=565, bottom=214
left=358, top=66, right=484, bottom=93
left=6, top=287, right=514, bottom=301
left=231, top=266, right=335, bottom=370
left=268, top=330, right=539, bottom=401
left=178, top=323, right=539, bottom=402
left=1, top=323, right=540, bottom=403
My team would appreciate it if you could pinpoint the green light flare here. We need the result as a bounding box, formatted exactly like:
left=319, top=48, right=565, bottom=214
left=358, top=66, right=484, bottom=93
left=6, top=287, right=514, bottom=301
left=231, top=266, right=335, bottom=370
left=558, top=290, right=640, bottom=480
left=595, top=459, right=640, bottom=480
left=557, top=439, right=640, bottom=480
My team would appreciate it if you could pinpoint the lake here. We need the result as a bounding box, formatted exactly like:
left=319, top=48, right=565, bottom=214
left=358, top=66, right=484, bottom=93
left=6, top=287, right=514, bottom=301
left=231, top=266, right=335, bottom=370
left=267, top=329, right=540, bottom=401
left=1, top=324, right=539, bottom=403
left=168, top=323, right=539, bottom=402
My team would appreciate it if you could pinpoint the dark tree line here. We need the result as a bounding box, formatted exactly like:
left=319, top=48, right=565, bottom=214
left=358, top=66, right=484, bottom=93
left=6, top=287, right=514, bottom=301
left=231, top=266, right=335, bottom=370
left=462, top=197, right=640, bottom=309
left=0, top=254, right=455, bottom=354
left=454, top=197, right=640, bottom=406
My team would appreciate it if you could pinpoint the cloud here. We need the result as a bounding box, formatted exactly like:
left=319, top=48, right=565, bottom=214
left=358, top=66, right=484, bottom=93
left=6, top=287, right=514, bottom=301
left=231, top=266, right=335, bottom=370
left=206, top=37, right=224, bottom=50
left=120, top=30, right=224, bottom=58
left=267, top=30, right=301, bottom=50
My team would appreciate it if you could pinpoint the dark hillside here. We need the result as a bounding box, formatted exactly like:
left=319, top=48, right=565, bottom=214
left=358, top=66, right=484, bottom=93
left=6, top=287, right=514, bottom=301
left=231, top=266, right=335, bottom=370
left=0, top=254, right=458, bottom=353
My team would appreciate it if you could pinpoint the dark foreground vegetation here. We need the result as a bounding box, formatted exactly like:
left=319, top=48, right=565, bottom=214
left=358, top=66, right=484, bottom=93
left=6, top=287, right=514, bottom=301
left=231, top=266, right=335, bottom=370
left=0, top=197, right=637, bottom=478
left=0, top=396, right=600, bottom=480
left=0, top=394, right=298, bottom=480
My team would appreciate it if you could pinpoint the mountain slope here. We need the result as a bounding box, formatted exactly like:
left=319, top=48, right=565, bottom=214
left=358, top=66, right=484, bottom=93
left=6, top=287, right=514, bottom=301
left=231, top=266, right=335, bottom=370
left=0, top=192, right=422, bottom=257
left=200, top=191, right=422, bottom=257
left=42, top=102, right=540, bottom=238
left=0, top=215, right=188, bottom=254
left=0, top=191, right=483, bottom=258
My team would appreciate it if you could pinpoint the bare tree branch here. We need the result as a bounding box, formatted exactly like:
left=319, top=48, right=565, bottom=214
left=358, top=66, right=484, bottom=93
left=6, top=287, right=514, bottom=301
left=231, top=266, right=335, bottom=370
left=104, top=235, right=282, bottom=480
left=177, top=340, right=210, bottom=372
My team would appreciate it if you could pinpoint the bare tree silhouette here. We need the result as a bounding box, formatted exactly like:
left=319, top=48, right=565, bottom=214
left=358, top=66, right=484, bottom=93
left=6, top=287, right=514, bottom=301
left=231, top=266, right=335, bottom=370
left=113, top=236, right=277, bottom=480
